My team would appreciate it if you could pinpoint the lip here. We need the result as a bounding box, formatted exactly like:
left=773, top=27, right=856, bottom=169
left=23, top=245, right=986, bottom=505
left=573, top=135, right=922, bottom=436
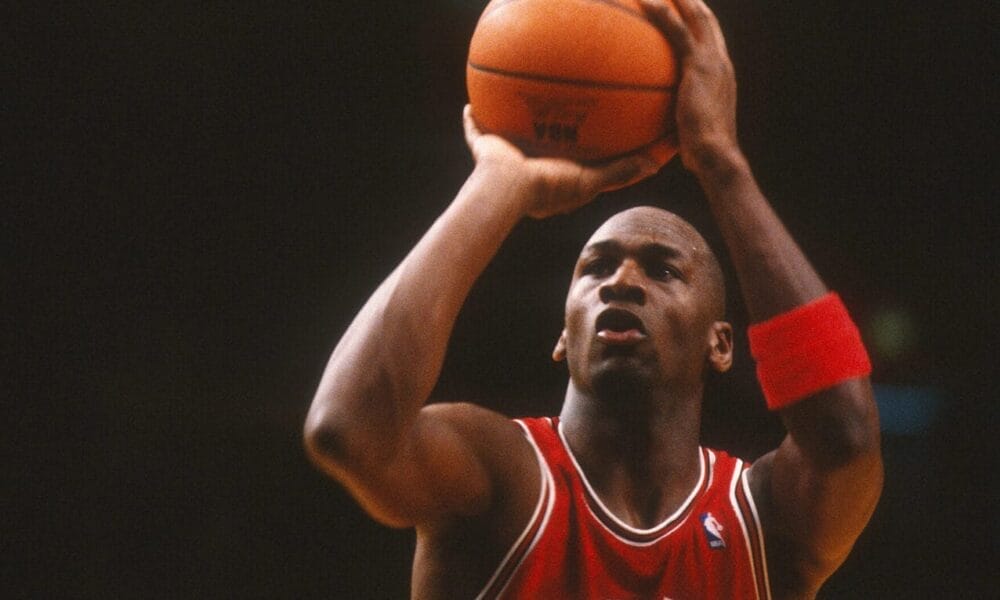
left=596, top=328, right=647, bottom=345
left=594, top=308, right=647, bottom=345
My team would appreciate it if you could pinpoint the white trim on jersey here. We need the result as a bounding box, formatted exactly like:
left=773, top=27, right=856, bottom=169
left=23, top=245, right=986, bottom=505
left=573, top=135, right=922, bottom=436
left=741, top=467, right=772, bottom=600
left=705, top=448, right=717, bottom=491
left=728, top=459, right=774, bottom=600
left=728, top=459, right=760, bottom=600
left=475, top=418, right=557, bottom=600
left=557, top=419, right=707, bottom=548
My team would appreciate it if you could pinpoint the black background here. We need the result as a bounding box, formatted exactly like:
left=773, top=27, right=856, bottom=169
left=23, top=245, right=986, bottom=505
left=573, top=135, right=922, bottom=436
left=7, top=1, right=994, bottom=598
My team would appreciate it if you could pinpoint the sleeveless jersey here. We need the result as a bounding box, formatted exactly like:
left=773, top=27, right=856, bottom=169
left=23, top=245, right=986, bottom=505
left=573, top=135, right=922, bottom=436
left=476, top=417, right=771, bottom=600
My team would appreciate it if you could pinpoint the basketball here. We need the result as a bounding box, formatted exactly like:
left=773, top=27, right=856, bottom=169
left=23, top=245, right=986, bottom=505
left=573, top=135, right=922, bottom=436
left=467, top=0, right=677, bottom=162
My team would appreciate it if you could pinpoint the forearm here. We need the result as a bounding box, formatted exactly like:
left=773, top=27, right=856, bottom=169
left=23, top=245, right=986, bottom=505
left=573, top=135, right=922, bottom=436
left=692, top=146, right=878, bottom=460
left=305, top=163, right=532, bottom=469
left=304, top=98, right=665, bottom=489
left=699, top=145, right=881, bottom=581
left=692, top=146, right=826, bottom=320
left=642, top=0, right=882, bottom=584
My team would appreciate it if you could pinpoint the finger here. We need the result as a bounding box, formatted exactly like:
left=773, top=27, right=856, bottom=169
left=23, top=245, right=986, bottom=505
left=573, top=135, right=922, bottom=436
left=676, top=0, right=727, bottom=50
left=670, top=0, right=712, bottom=26
left=706, top=11, right=731, bottom=57
left=640, top=0, right=691, bottom=55
left=583, top=146, right=668, bottom=193
left=662, top=0, right=725, bottom=50
left=680, top=0, right=728, bottom=54
left=645, top=136, right=678, bottom=167
left=462, top=104, right=482, bottom=149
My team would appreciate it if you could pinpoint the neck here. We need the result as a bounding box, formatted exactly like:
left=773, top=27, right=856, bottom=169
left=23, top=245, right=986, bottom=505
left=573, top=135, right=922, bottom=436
left=558, top=379, right=704, bottom=528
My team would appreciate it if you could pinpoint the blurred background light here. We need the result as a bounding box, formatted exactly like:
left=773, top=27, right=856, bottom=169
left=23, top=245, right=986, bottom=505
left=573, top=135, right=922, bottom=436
left=873, top=384, right=943, bottom=436
left=868, top=305, right=919, bottom=362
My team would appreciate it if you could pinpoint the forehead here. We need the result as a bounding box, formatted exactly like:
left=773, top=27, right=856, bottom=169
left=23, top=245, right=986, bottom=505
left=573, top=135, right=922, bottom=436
left=582, top=207, right=710, bottom=256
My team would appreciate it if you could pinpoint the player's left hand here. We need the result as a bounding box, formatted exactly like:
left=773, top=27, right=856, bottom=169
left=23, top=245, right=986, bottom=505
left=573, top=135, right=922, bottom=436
left=640, top=0, right=739, bottom=174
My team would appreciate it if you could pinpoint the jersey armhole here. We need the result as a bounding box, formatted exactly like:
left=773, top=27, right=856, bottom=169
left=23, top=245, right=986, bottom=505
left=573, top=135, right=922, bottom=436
left=732, top=464, right=773, bottom=600
left=475, top=419, right=555, bottom=600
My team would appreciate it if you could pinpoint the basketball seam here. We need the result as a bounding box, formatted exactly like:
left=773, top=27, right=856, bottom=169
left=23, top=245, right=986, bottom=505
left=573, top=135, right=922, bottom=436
left=468, top=62, right=676, bottom=92
left=482, top=0, right=650, bottom=25
left=582, top=0, right=648, bottom=23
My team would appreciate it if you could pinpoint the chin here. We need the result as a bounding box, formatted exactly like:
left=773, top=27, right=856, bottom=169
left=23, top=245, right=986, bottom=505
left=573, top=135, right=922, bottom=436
left=591, top=362, right=655, bottom=402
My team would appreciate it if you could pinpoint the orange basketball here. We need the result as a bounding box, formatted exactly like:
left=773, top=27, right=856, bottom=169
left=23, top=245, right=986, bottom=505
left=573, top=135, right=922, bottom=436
left=467, top=0, right=677, bottom=162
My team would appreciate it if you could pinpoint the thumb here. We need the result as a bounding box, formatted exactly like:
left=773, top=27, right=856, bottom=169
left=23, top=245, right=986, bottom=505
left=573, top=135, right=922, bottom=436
left=462, top=104, right=482, bottom=151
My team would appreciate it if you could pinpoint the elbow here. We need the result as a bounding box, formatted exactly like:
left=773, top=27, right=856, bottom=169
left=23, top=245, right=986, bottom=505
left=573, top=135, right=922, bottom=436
left=303, top=406, right=365, bottom=476
left=303, top=411, right=344, bottom=465
left=303, top=401, right=403, bottom=479
left=303, top=410, right=344, bottom=470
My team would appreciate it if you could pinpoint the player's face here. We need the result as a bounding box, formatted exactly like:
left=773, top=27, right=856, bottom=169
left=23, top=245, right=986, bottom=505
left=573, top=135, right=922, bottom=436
left=558, top=208, right=726, bottom=395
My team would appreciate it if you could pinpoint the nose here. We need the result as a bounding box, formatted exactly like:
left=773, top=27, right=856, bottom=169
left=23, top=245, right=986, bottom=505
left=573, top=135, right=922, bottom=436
left=598, top=259, right=646, bottom=306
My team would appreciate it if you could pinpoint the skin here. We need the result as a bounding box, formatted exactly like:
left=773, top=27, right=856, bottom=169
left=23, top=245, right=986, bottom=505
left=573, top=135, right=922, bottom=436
left=304, top=1, right=883, bottom=598
left=554, top=207, right=734, bottom=531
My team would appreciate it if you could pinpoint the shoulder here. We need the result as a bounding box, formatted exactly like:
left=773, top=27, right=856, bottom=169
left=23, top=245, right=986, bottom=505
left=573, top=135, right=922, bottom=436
left=703, top=446, right=754, bottom=481
left=422, top=404, right=556, bottom=454
left=420, top=402, right=531, bottom=455
left=413, top=405, right=549, bottom=596
left=695, top=447, right=756, bottom=513
left=418, top=403, right=542, bottom=502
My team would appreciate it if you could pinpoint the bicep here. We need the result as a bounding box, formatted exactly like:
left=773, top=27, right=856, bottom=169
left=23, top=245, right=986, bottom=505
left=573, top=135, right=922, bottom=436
left=317, top=403, right=534, bottom=529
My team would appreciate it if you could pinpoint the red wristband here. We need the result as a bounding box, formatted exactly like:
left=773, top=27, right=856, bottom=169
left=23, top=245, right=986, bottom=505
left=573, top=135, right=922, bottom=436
left=747, top=292, right=872, bottom=411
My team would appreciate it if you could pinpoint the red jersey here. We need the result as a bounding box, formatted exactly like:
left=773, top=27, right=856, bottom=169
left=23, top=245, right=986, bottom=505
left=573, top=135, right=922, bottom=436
left=477, top=417, right=771, bottom=600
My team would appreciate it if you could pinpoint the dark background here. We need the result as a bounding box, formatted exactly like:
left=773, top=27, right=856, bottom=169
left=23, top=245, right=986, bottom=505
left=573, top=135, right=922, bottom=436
left=7, top=1, right=994, bottom=598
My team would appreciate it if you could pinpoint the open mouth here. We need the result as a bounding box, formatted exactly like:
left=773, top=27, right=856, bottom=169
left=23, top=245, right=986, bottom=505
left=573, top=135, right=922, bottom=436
left=595, top=308, right=647, bottom=344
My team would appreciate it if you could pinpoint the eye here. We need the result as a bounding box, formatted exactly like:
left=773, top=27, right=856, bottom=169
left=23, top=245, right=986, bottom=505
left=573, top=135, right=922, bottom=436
left=647, top=262, right=679, bottom=281
left=582, top=257, right=617, bottom=277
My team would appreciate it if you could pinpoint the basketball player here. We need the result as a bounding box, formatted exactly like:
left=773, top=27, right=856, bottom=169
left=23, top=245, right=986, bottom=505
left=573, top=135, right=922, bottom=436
left=304, top=0, right=882, bottom=597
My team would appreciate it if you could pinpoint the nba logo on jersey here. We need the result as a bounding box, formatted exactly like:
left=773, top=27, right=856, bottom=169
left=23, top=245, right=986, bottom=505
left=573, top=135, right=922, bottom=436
left=700, top=512, right=726, bottom=549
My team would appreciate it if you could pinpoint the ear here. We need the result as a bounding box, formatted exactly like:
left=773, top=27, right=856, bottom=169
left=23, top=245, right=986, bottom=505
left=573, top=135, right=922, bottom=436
left=707, top=321, right=733, bottom=373
left=552, top=329, right=567, bottom=362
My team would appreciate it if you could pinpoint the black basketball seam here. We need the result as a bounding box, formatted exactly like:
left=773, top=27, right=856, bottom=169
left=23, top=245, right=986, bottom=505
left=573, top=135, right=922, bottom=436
left=481, top=0, right=652, bottom=26
left=468, top=62, right=676, bottom=92
left=582, top=0, right=649, bottom=23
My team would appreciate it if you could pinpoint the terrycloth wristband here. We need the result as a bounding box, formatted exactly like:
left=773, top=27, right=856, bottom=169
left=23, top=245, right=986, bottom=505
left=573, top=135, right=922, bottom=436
left=748, top=292, right=871, bottom=411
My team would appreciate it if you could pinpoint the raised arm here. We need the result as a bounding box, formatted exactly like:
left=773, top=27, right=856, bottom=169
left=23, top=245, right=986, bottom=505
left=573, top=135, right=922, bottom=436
left=303, top=107, right=670, bottom=528
left=643, top=0, right=882, bottom=596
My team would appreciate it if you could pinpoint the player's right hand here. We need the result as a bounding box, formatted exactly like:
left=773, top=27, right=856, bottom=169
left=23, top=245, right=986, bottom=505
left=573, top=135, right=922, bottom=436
left=463, top=105, right=673, bottom=220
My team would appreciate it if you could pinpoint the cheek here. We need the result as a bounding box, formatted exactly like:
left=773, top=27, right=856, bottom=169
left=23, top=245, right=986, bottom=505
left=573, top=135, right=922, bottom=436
left=564, top=311, right=588, bottom=356
left=660, top=305, right=708, bottom=351
left=562, top=299, right=593, bottom=365
left=563, top=287, right=590, bottom=336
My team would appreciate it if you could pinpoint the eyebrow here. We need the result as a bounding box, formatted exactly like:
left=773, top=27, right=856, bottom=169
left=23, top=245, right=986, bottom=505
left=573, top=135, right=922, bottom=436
left=582, top=239, right=686, bottom=261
